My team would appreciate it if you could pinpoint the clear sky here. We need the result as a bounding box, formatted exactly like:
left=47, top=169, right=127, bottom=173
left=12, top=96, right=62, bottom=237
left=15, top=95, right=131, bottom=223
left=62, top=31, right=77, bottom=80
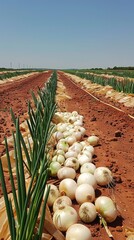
left=0, top=0, right=134, bottom=69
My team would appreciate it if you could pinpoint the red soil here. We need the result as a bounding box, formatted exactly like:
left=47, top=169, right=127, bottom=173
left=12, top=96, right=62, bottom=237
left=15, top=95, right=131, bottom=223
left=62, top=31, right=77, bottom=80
left=0, top=71, right=52, bottom=156
left=0, top=70, right=134, bottom=240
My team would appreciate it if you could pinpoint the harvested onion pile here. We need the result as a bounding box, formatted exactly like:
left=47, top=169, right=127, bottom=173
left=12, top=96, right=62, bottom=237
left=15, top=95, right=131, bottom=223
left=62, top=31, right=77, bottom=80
left=47, top=110, right=117, bottom=239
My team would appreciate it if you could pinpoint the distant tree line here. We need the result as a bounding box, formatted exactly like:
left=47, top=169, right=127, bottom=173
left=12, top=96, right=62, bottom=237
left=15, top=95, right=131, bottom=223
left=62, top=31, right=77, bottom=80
left=109, top=66, right=134, bottom=70
left=0, top=67, right=13, bottom=71
left=89, top=67, right=134, bottom=70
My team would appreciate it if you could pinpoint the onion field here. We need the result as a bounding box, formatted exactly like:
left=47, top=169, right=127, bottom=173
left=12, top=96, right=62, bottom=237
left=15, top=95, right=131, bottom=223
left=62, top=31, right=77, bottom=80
left=0, top=70, right=134, bottom=240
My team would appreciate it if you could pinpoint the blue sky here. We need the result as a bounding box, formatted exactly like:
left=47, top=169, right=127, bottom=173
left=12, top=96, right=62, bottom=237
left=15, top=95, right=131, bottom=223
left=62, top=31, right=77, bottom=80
left=0, top=0, right=134, bottom=69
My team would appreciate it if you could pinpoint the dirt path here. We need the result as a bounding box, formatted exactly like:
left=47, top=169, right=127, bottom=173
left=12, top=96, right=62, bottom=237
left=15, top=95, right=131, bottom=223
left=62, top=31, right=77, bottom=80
left=0, top=70, right=133, bottom=239
left=57, top=71, right=134, bottom=240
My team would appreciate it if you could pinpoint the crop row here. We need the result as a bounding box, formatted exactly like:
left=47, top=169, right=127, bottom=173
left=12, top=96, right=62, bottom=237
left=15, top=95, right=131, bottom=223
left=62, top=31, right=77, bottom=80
left=76, top=68, right=134, bottom=79
left=64, top=70, right=134, bottom=94
left=0, top=70, right=38, bottom=80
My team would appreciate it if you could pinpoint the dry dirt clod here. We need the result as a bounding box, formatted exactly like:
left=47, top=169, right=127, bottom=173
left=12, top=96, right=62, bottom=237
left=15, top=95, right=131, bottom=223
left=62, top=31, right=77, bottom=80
left=114, top=176, right=122, bottom=183
left=115, top=130, right=123, bottom=137
left=90, top=116, right=97, bottom=121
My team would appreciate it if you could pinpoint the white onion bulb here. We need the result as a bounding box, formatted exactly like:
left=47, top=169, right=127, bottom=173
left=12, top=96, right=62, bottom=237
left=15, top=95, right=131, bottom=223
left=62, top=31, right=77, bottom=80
left=53, top=196, right=72, bottom=212
left=57, top=123, right=69, bottom=132
left=65, top=150, right=78, bottom=159
left=77, top=172, right=97, bottom=189
left=53, top=131, right=64, bottom=142
left=59, top=178, right=77, bottom=200
left=68, top=116, right=77, bottom=123
left=67, top=128, right=75, bottom=134
left=83, top=145, right=95, bottom=155
left=87, top=135, right=99, bottom=146
left=66, top=223, right=92, bottom=240
left=95, top=196, right=117, bottom=223
left=57, top=167, right=76, bottom=180
left=66, top=124, right=74, bottom=131
left=52, top=154, right=65, bottom=165
left=63, top=130, right=71, bottom=138
left=75, top=184, right=95, bottom=204
left=78, top=153, right=92, bottom=165
left=76, top=126, right=86, bottom=135
left=69, top=142, right=83, bottom=154
left=80, top=141, right=87, bottom=148
left=79, top=202, right=97, bottom=223
left=72, top=111, right=79, bottom=116
left=56, top=139, right=69, bottom=152
left=94, top=167, right=113, bottom=186
left=73, top=120, right=83, bottom=126
left=44, top=184, right=60, bottom=207
left=82, top=150, right=93, bottom=158
left=53, top=206, right=78, bottom=231
left=80, top=162, right=96, bottom=174
left=54, top=149, right=65, bottom=156
left=74, top=131, right=82, bottom=141
left=64, top=157, right=80, bottom=171
left=49, top=161, right=61, bottom=177
left=65, top=136, right=77, bottom=146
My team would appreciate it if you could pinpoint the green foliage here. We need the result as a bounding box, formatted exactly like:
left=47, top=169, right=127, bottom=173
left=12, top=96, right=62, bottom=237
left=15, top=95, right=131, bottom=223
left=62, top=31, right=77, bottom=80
left=0, top=70, right=38, bottom=80
left=64, top=70, right=134, bottom=94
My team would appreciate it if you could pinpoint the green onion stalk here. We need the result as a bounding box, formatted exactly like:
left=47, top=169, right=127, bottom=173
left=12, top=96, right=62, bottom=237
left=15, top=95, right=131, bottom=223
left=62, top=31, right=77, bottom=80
left=64, top=70, right=134, bottom=94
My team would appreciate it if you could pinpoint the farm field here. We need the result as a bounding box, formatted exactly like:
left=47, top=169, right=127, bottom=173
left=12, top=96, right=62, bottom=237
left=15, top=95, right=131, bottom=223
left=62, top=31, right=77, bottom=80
left=0, top=70, right=134, bottom=239
left=77, top=68, right=134, bottom=79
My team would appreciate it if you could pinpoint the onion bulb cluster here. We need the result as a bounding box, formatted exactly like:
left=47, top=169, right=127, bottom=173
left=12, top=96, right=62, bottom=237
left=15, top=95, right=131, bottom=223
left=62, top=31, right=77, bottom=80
left=50, top=111, right=98, bottom=179
left=45, top=111, right=118, bottom=239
